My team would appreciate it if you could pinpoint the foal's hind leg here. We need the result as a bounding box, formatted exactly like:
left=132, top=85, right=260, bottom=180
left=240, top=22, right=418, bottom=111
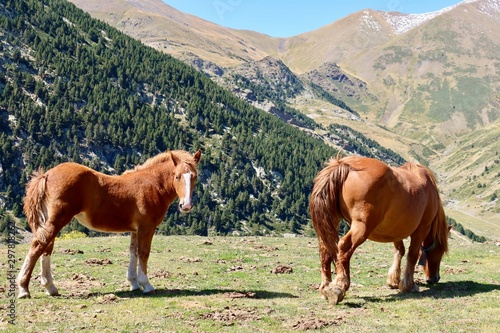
left=387, top=240, right=405, bottom=289
left=127, top=232, right=140, bottom=291
left=17, top=225, right=62, bottom=298
left=40, top=240, right=60, bottom=296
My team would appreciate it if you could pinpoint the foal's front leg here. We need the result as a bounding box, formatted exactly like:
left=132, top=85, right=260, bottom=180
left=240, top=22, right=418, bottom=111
left=136, top=228, right=156, bottom=294
left=127, top=232, right=141, bottom=291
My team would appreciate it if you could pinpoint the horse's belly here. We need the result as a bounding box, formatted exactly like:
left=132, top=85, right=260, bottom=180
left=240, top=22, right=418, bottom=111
left=368, top=218, right=417, bottom=243
left=75, top=212, right=135, bottom=233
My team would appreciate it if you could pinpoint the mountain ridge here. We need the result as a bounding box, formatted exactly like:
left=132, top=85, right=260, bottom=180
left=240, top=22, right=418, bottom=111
left=64, top=0, right=500, bottom=224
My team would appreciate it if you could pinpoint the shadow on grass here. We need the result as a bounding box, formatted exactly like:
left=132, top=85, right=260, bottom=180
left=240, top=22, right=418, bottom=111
left=112, top=288, right=298, bottom=299
left=345, top=280, right=500, bottom=307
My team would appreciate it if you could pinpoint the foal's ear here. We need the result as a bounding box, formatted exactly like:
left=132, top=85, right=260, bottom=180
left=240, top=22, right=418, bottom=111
left=193, top=149, right=202, bottom=165
left=168, top=150, right=181, bottom=166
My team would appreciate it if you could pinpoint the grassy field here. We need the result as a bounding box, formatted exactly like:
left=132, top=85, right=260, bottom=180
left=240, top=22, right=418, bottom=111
left=1, top=234, right=499, bottom=332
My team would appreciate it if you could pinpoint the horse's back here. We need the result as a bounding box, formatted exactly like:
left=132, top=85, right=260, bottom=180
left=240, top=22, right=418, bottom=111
left=41, top=162, right=102, bottom=210
left=338, top=156, right=436, bottom=241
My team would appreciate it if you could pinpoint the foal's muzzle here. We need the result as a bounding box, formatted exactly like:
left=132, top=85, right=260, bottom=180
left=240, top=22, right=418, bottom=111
left=178, top=202, right=192, bottom=213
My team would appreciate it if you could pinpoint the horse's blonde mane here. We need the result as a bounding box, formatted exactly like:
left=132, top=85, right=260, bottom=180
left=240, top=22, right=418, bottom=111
left=125, top=150, right=196, bottom=174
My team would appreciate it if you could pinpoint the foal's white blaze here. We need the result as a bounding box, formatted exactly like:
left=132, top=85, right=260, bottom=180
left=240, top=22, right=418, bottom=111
left=181, top=172, right=192, bottom=211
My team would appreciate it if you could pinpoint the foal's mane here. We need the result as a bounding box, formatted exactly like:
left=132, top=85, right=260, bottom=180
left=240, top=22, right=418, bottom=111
left=125, top=150, right=196, bottom=174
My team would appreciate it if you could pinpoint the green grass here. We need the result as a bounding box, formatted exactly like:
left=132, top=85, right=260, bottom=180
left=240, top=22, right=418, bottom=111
left=2, top=235, right=499, bottom=332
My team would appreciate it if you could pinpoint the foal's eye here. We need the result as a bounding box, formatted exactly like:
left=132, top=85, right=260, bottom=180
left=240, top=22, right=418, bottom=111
left=175, top=175, right=181, bottom=181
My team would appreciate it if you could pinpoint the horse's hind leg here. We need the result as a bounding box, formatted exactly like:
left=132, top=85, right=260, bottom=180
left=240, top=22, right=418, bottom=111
left=387, top=240, right=405, bottom=289
left=400, top=236, right=423, bottom=293
left=329, top=223, right=370, bottom=305
left=127, top=231, right=140, bottom=291
left=40, top=241, right=60, bottom=296
left=318, top=242, right=335, bottom=300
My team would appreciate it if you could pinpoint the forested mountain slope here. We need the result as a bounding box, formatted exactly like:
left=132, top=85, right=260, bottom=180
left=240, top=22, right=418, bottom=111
left=0, top=0, right=345, bottom=236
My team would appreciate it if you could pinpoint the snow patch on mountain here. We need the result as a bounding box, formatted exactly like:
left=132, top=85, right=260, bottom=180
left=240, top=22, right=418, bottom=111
left=361, top=10, right=382, bottom=31
left=381, top=0, right=480, bottom=35
left=476, top=0, right=500, bottom=18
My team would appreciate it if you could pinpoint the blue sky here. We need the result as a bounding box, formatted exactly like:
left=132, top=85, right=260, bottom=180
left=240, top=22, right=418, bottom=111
left=161, top=0, right=465, bottom=37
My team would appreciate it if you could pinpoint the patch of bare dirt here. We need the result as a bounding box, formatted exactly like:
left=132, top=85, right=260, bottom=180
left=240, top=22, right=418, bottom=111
left=61, top=248, right=84, bottom=255
left=97, top=293, right=118, bottom=304
left=199, top=306, right=263, bottom=324
left=291, top=316, right=344, bottom=330
left=224, top=291, right=256, bottom=299
left=179, top=256, right=202, bottom=263
left=228, top=265, right=244, bottom=272
left=56, top=273, right=101, bottom=298
left=445, top=267, right=467, bottom=274
left=272, top=265, right=293, bottom=274
left=253, top=244, right=279, bottom=252
left=151, top=269, right=172, bottom=279
left=84, top=258, right=113, bottom=265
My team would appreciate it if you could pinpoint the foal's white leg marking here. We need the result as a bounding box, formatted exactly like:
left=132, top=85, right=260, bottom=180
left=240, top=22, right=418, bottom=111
left=127, top=233, right=140, bottom=291
left=182, top=172, right=192, bottom=207
left=127, top=251, right=140, bottom=291
left=138, top=265, right=155, bottom=293
left=40, top=255, right=59, bottom=296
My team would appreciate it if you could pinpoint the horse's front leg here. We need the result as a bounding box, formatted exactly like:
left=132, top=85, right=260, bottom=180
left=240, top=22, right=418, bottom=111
left=400, top=237, right=421, bottom=293
left=387, top=240, right=405, bottom=289
left=127, top=232, right=140, bottom=291
left=137, top=228, right=156, bottom=294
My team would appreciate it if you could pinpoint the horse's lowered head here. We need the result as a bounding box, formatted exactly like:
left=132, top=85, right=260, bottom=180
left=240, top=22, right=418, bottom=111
left=419, top=225, right=451, bottom=284
left=169, top=149, right=202, bottom=213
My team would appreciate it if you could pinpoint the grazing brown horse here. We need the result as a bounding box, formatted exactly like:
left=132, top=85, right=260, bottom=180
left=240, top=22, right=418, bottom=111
left=309, top=155, right=449, bottom=305
left=17, top=149, right=201, bottom=299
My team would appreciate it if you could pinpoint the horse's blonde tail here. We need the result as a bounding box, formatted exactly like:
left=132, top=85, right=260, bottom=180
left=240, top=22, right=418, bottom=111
left=23, top=169, right=49, bottom=243
left=309, top=158, right=352, bottom=259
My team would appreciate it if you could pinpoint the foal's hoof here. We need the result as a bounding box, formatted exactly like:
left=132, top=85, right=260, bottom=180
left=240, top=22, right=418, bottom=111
left=143, top=289, right=157, bottom=295
left=325, top=287, right=344, bottom=305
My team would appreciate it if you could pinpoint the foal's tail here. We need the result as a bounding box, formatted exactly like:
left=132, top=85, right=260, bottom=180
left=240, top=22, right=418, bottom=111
left=23, top=169, right=50, bottom=243
left=309, top=157, right=352, bottom=259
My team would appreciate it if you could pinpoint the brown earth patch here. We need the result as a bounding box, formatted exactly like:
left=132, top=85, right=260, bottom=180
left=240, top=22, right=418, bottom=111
left=291, top=316, right=344, bottom=330
left=179, top=256, right=202, bottom=263
left=84, top=258, right=113, bottom=265
left=199, top=306, right=262, bottom=324
left=224, top=291, right=256, bottom=299
left=151, top=269, right=172, bottom=279
left=272, top=265, right=293, bottom=274
left=61, top=248, right=84, bottom=255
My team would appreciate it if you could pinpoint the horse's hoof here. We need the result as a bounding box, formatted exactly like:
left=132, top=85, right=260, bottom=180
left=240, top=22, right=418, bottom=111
left=326, top=287, right=344, bottom=305
left=143, top=289, right=156, bottom=295
left=18, top=291, right=31, bottom=299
